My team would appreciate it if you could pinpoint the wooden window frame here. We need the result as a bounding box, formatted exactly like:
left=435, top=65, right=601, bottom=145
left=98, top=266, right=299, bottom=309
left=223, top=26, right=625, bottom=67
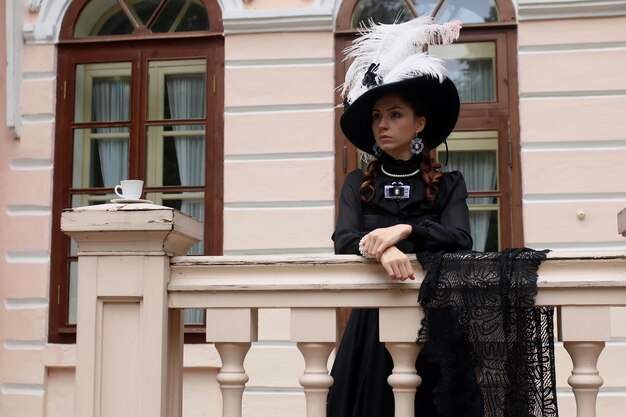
left=49, top=0, right=224, bottom=344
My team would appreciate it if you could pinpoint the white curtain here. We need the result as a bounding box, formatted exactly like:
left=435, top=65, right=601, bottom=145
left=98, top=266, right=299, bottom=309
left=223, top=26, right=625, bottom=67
left=92, top=79, right=130, bottom=187
left=166, top=74, right=206, bottom=256
left=166, top=74, right=206, bottom=325
left=446, top=151, right=497, bottom=252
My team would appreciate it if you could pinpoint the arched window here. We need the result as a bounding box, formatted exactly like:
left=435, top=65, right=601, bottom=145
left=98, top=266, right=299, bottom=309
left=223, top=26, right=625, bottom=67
left=50, top=0, right=224, bottom=343
left=335, top=0, right=522, bottom=252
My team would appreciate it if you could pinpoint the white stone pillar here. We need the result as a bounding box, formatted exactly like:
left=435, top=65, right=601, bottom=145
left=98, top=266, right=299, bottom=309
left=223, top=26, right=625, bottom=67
left=379, top=307, right=424, bottom=417
left=61, top=203, right=202, bottom=417
left=291, top=308, right=337, bottom=417
left=206, top=308, right=259, bottom=417
left=559, top=306, right=611, bottom=417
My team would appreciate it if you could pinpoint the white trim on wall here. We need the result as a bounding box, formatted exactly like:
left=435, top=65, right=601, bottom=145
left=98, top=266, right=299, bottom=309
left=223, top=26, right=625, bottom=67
left=221, top=0, right=341, bottom=33
left=23, top=0, right=343, bottom=42
left=517, top=0, right=626, bottom=20
left=222, top=7, right=335, bottom=34
left=6, top=0, right=23, bottom=138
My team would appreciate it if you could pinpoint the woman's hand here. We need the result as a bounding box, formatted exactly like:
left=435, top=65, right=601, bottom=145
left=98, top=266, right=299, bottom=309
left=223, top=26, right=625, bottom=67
left=362, top=224, right=412, bottom=260
left=379, top=246, right=415, bottom=281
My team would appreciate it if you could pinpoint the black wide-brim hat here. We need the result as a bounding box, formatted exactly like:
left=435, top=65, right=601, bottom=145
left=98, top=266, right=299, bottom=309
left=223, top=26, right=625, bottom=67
left=340, top=75, right=460, bottom=155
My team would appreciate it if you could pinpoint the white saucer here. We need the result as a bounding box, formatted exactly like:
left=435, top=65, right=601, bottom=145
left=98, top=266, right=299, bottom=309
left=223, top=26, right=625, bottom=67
left=111, top=198, right=154, bottom=204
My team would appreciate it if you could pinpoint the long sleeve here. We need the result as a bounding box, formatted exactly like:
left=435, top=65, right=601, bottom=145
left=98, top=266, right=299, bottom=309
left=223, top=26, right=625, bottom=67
left=332, top=170, right=367, bottom=255
left=408, top=172, right=473, bottom=251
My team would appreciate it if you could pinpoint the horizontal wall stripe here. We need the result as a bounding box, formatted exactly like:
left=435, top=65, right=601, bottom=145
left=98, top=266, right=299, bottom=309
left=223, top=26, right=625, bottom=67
left=521, top=90, right=626, bottom=99
left=222, top=7, right=334, bottom=34
left=226, top=58, right=333, bottom=68
left=555, top=340, right=626, bottom=347
left=225, top=103, right=334, bottom=114
left=522, top=140, right=626, bottom=150
left=604, top=340, right=626, bottom=346
left=519, top=42, right=626, bottom=53
left=5, top=298, right=48, bottom=310
left=223, top=248, right=334, bottom=256
left=526, top=241, right=626, bottom=251
left=225, top=201, right=334, bottom=209
left=5, top=205, right=51, bottom=216
left=4, top=340, right=46, bottom=350
left=22, top=114, right=55, bottom=123
left=244, top=387, right=304, bottom=394
left=9, top=158, right=53, bottom=171
left=225, top=152, right=334, bottom=161
left=253, top=341, right=297, bottom=347
left=5, top=251, right=50, bottom=264
left=517, top=0, right=626, bottom=21
left=0, top=383, right=45, bottom=396
left=524, top=193, right=626, bottom=202
left=23, top=72, right=56, bottom=80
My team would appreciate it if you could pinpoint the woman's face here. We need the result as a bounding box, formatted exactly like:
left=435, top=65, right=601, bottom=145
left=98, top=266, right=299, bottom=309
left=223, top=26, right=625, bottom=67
left=371, top=94, right=426, bottom=161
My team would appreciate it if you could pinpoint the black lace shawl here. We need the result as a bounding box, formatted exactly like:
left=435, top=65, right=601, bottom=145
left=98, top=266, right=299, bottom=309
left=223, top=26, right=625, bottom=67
left=416, top=248, right=559, bottom=417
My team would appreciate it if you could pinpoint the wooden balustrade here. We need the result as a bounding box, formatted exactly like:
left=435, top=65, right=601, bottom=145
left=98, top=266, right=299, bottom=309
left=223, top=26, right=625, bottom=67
left=62, top=204, right=626, bottom=417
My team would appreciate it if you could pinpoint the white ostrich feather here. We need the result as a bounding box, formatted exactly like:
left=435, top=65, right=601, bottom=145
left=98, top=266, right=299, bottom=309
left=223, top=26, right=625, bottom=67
left=341, top=16, right=462, bottom=101
left=385, top=53, right=447, bottom=84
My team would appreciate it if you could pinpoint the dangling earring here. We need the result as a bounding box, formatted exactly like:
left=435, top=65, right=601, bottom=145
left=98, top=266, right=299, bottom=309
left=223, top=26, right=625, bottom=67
left=373, top=143, right=382, bottom=157
left=410, top=134, right=424, bottom=155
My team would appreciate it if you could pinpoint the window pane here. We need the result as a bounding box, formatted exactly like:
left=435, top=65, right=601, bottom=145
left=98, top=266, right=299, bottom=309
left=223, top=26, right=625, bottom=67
left=151, top=0, right=210, bottom=33
left=434, top=0, right=499, bottom=24
left=147, top=59, right=206, bottom=120
left=71, top=193, right=115, bottom=208
left=75, top=0, right=133, bottom=37
left=145, top=125, right=205, bottom=187
left=75, top=63, right=132, bottom=123
left=184, top=309, right=204, bottom=325
left=437, top=131, right=498, bottom=191
left=468, top=205, right=499, bottom=252
left=438, top=131, right=499, bottom=252
left=128, top=0, right=162, bottom=26
left=429, top=42, right=496, bottom=103
left=351, top=0, right=412, bottom=27
left=68, top=261, right=78, bottom=325
left=73, top=128, right=130, bottom=189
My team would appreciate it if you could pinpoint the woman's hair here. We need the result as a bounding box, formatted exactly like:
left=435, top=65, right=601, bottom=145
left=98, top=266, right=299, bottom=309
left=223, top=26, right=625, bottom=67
left=359, top=93, right=443, bottom=203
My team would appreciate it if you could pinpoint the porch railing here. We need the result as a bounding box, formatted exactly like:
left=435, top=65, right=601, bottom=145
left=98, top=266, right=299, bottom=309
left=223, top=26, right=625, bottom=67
left=61, top=204, right=626, bottom=417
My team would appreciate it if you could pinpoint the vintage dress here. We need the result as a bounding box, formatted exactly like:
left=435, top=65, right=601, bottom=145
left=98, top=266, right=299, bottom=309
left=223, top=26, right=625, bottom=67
left=328, top=155, right=484, bottom=417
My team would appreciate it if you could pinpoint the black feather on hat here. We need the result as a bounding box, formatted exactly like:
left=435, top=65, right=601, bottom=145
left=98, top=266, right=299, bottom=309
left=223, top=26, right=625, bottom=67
left=340, top=16, right=462, bottom=157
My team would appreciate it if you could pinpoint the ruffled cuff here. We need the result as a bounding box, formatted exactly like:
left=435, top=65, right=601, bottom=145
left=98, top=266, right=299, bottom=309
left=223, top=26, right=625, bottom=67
left=409, top=220, right=434, bottom=243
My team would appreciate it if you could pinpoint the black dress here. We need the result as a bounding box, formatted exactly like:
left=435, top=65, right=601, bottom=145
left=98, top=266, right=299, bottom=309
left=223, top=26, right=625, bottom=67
left=327, top=155, right=483, bottom=417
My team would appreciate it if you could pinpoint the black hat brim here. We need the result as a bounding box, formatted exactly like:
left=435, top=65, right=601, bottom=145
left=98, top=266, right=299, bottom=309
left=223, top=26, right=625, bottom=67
left=340, top=76, right=460, bottom=154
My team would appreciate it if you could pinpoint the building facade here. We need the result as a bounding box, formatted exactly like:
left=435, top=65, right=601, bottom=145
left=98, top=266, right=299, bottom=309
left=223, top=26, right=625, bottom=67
left=1, top=0, right=626, bottom=416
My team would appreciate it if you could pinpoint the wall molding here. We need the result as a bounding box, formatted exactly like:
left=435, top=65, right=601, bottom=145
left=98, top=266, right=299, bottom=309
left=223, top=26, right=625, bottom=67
left=6, top=0, right=23, bottom=138
left=222, top=7, right=335, bottom=33
left=517, top=0, right=626, bottom=21
left=22, top=0, right=342, bottom=42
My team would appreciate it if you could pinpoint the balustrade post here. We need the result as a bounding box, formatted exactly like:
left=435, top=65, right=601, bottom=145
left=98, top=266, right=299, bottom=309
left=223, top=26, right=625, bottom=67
left=291, top=308, right=337, bottom=417
left=559, top=306, right=611, bottom=417
left=206, top=308, right=258, bottom=417
left=379, top=307, right=424, bottom=417
left=61, top=203, right=202, bottom=417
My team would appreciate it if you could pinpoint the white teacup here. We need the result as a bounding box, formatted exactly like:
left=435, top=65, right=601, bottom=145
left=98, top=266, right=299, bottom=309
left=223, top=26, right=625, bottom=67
left=114, top=180, right=144, bottom=200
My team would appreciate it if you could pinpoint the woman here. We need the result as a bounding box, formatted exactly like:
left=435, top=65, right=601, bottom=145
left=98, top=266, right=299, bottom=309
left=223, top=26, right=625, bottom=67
left=327, top=16, right=484, bottom=417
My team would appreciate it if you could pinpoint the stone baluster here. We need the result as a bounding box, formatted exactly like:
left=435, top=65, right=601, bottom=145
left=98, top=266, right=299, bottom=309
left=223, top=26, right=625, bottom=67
left=559, top=306, right=611, bottom=417
left=379, top=307, right=424, bottom=417
left=61, top=203, right=202, bottom=417
left=206, top=308, right=258, bottom=417
left=291, top=308, right=337, bottom=417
